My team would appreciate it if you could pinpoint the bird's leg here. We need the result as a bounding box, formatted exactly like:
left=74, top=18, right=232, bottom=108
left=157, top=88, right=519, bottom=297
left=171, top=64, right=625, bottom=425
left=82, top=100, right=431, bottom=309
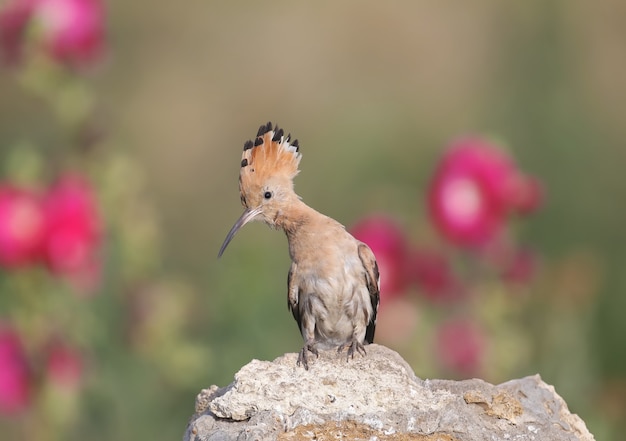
left=297, top=339, right=319, bottom=370
left=337, top=338, right=367, bottom=362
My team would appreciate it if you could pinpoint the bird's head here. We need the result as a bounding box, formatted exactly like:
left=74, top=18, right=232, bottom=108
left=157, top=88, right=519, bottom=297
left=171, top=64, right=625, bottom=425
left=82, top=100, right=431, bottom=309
left=218, top=122, right=302, bottom=257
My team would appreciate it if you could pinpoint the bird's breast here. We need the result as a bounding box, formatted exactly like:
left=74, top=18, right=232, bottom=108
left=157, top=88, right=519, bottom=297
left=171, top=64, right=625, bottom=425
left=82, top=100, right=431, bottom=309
left=291, top=248, right=373, bottom=345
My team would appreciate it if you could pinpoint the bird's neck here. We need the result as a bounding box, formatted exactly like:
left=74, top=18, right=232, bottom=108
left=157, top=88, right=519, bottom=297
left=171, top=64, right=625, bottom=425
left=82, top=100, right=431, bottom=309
left=277, top=196, right=346, bottom=263
left=275, top=196, right=321, bottom=237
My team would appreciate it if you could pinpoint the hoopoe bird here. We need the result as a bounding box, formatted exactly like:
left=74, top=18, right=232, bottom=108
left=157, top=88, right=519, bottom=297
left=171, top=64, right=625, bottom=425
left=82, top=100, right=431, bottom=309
left=218, top=122, right=380, bottom=369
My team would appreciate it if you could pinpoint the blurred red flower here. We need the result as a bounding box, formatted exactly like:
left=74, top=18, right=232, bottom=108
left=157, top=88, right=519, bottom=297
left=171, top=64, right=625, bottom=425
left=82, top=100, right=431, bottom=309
left=0, top=324, right=31, bottom=415
left=0, top=185, right=45, bottom=268
left=501, top=247, right=538, bottom=285
left=350, top=215, right=409, bottom=302
left=428, top=138, right=541, bottom=248
left=0, top=0, right=104, bottom=66
left=44, top=339, right=83, bottom=390
left=0, top=0, right=35, bottom=64
left=435, top=317, right=486, bottom=377
left=41, top=175, right=102, bottom=291
left=408, top=249, right=463, bottom=303
left=505, top=172, right=543, bottom=215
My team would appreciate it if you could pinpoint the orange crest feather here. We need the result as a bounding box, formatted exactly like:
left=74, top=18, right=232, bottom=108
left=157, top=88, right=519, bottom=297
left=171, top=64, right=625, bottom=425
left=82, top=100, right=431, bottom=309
left=239, top=122, right=301, bottom=207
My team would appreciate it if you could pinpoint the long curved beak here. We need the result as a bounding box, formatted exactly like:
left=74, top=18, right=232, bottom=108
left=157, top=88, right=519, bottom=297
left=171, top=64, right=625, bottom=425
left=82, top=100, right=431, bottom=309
left=218, top=207, right=262, bottom=258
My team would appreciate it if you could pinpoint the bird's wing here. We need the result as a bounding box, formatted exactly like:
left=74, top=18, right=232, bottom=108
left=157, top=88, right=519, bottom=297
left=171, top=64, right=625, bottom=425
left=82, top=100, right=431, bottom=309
left=287, top=262, right=302, bottom=331
left=358, top=243, right=380, bottom=344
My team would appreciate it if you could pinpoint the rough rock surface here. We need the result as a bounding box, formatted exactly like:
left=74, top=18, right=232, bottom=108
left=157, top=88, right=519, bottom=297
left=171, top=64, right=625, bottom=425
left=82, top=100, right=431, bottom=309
left=184, top=344, right=595, bottom=441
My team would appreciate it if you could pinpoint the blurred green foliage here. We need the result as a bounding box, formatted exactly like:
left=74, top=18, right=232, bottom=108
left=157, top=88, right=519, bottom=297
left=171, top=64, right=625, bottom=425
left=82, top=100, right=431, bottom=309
left=1, top=1, right=625, bottom=440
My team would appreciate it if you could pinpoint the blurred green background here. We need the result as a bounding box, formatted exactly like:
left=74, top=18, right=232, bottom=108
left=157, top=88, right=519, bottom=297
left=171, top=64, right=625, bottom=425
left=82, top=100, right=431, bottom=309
left=2, top=1, right=625, bottom=440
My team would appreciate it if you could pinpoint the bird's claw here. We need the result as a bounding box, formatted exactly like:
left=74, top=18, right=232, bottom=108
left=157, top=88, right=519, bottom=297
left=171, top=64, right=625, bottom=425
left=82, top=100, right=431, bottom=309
left=297, top=344, right=319, bottom=370
left=337, top=340, right=367, bottom=362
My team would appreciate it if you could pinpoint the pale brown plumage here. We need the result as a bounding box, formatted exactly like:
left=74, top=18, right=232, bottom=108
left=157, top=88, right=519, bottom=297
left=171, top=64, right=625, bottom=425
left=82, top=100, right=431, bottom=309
left=219, top=122, right=380, bottom=369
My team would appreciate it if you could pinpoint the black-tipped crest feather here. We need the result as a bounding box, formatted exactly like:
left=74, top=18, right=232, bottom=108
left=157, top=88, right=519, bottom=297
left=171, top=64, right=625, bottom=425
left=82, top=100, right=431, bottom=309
left=272, top=128, right=284, bottom=142
left=257, top=122, right=273, bottom=137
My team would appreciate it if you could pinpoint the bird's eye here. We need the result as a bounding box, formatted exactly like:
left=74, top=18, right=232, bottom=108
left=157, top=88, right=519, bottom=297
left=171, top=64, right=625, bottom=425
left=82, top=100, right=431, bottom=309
left=264, top=191, right=272, bottom=199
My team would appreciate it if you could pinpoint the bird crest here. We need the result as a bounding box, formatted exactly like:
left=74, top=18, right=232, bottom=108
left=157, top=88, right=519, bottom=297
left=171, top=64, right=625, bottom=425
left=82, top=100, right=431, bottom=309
left=239, top=122, right=302, bottom=207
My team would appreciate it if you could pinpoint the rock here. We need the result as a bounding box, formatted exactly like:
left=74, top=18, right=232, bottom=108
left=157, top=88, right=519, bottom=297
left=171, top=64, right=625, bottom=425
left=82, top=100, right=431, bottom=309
left=183, top=344, right=595, bottom=441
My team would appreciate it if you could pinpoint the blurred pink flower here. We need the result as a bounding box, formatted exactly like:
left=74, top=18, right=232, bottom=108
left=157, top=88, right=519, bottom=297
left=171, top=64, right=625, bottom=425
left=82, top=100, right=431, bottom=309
left=41, top=175, right=102, bottom=291
left=408, top=249, right=463, bottom=303
left=45, top=339, right=83, bottom=390
left=0, top=0, right=35, bottom=64
left=350, top=215, right=409, bottom=302
left=435, top=318, right=486, bottom=377
left=0, top=324, right=31, bottom=415
left=33, top=0, right=104, bottom=65
left=0, top=0, right=104, bottom=66
left=428, top=138, right=541, bottom=248
left=0, top=185, right=45, bottom=268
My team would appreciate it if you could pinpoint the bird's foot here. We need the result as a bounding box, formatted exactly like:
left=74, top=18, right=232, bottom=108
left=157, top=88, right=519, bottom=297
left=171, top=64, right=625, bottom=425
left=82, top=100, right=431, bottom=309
left=337, top=339, right=367, bottom=362
left=296, top=343, right=319, bottom=370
